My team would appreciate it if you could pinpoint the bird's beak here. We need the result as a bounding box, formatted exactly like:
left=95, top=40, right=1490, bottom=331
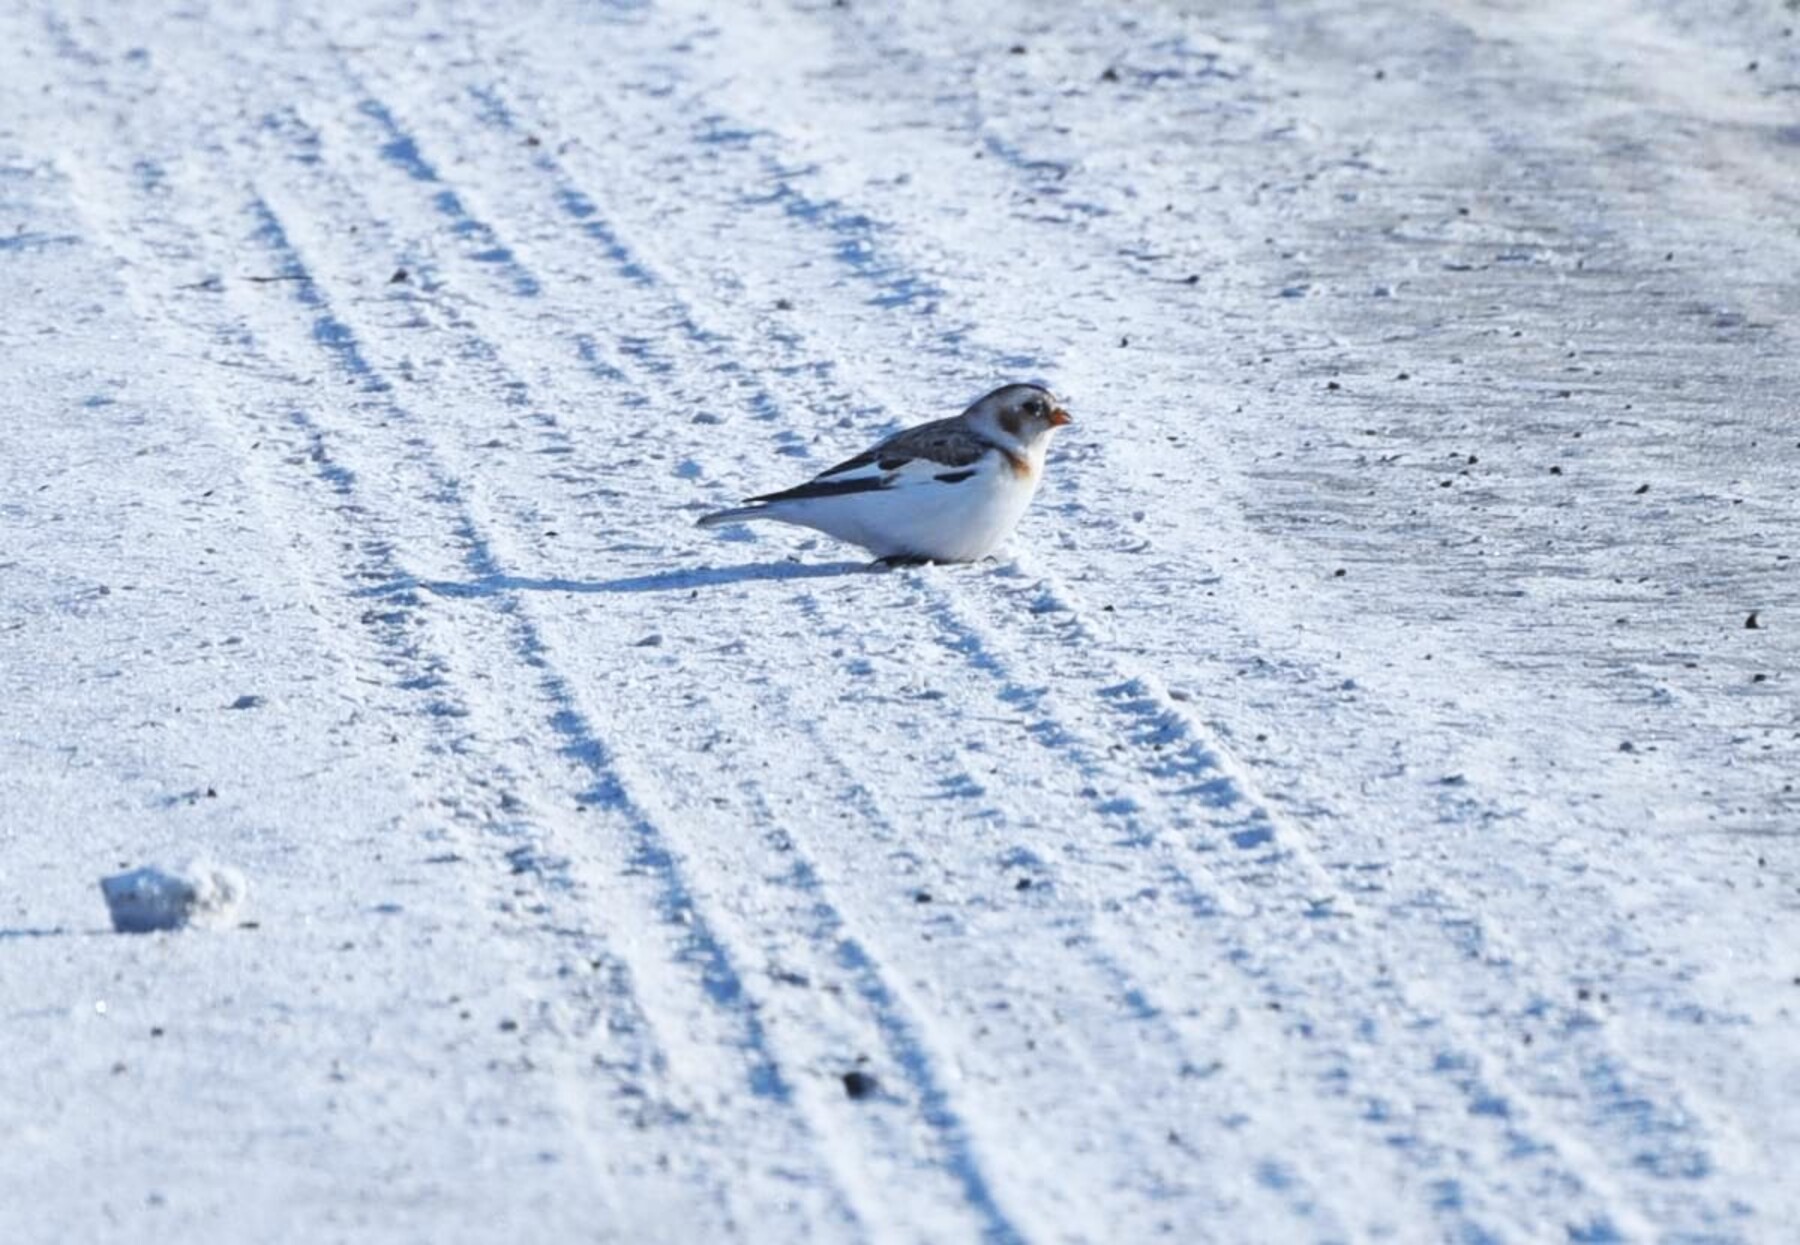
left=1049, top=407, right=1072, bottom=427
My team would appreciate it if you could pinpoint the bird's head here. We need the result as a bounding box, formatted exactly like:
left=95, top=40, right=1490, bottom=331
left=965, top=382, right=1072, bottom=451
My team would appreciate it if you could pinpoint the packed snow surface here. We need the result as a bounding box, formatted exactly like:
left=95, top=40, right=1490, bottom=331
left=2, top=0, right=1797, bottom=1241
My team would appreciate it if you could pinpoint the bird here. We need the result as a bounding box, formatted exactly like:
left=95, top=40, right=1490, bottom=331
left=696, top=383, right=1072, bottom=564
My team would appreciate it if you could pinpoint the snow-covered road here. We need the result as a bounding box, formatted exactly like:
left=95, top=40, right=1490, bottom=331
left=3, top=1, right=1796, bottom=1240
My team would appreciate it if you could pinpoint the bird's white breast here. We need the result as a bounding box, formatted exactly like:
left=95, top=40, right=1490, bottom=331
left=777, top=448, right=1042, bottom=561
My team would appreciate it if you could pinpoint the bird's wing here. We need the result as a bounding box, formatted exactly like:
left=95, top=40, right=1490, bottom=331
left=745, top=418, right=997, bottom=505
left=854, top=418, right=997, bottom=472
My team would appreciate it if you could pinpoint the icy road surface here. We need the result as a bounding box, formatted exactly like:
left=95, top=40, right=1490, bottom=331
left=2, top=0, right=1797, bottom=1241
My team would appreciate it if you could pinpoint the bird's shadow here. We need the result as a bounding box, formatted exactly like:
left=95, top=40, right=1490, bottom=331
left=357, top=559, right=880, bottom=600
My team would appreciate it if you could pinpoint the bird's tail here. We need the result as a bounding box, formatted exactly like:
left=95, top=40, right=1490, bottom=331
left=695, top=504, right=770, bottom=529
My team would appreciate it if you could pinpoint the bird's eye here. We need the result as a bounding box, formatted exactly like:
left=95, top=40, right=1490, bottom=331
left=1026, top=398, right=1047, bottom=417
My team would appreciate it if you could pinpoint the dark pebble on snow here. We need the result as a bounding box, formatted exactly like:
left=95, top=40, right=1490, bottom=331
left=842, top=1070, right=879, bottom=1100
left=1745, top=611, right=1761, bottom=629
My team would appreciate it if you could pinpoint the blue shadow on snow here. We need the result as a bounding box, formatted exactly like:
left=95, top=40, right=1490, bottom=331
left=356, top=560, right=876, bottom=599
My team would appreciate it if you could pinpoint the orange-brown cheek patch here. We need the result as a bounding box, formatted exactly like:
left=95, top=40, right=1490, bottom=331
left=1003, top=449, right=1033, bottom=478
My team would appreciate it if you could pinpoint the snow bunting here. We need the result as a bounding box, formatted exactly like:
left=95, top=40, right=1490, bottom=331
left=697, top=383, right=1072, bottom=563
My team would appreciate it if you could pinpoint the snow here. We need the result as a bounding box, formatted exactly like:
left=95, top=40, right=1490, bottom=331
left=100, top=862, right=248, bottom=933
left=1, top=0, right=1796, bottom=1240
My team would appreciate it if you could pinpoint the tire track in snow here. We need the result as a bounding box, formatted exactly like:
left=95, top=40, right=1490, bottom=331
left=228, top=121, right=798, bottom=1127
left=768, top=590, right=1369, bottom=1239
left=224, top=187, right=869, bottom=1239
left=915, top=570, right=1646, bottom=1241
